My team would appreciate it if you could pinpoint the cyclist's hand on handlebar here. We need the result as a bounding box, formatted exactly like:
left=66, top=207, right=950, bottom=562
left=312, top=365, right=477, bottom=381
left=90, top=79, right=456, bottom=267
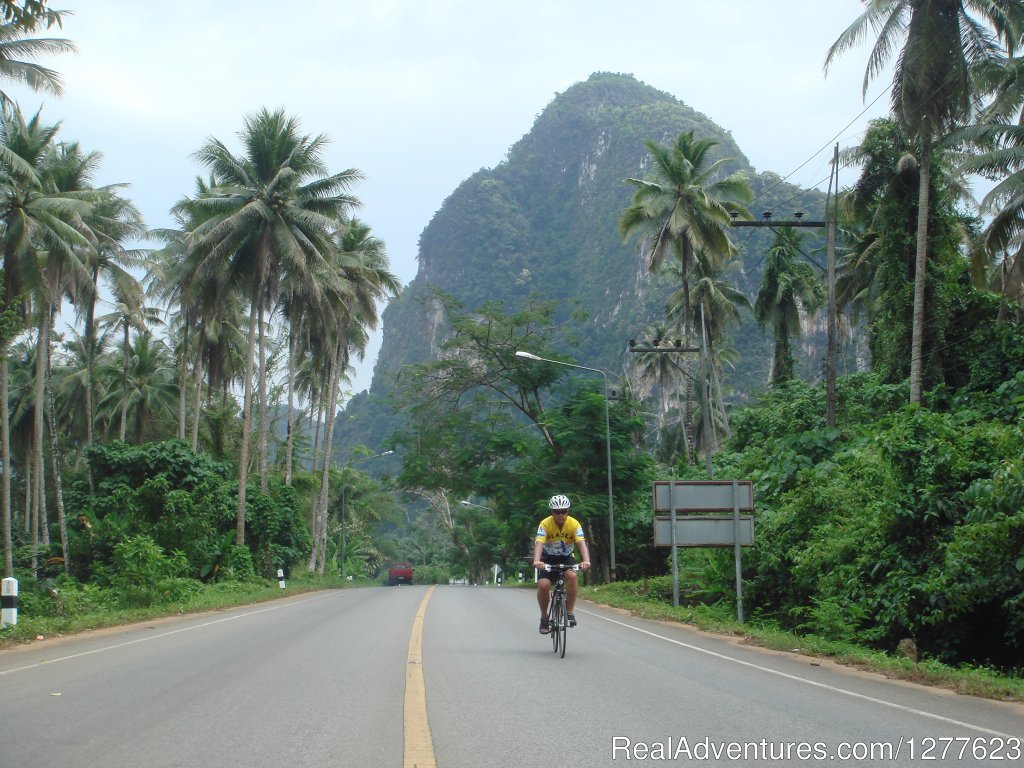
left=533, top=561, right=545, bottom=570
left=580, top=561, right=591, bottom=571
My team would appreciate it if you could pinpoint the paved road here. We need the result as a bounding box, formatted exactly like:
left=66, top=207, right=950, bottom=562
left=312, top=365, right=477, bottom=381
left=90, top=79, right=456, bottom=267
left=1, top=585, right=1021, bottom=767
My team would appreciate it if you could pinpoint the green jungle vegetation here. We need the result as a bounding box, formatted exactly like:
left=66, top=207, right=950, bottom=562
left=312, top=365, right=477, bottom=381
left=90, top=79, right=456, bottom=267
left=1, top=2, right=1023, bottom=701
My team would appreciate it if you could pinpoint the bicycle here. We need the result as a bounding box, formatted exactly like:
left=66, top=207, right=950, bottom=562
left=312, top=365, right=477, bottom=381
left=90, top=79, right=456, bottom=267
left=545, top=563, right=578, bottom=658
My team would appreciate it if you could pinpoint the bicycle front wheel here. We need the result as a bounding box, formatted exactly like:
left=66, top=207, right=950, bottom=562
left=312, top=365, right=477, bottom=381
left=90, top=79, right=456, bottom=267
left=550, top=592, right=563, bottom=654
left=558, top=594, right=568, bottom=658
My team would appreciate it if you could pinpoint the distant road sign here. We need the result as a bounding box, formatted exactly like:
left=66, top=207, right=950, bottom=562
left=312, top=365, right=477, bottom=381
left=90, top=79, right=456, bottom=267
left=653, top=480, right=753, bottom=512
left=654, top=515, right=755, bottom=548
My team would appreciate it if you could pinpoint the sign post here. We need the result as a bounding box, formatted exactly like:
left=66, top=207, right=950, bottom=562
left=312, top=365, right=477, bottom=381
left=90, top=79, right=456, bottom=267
left=653, top=481, right=754, bottom=621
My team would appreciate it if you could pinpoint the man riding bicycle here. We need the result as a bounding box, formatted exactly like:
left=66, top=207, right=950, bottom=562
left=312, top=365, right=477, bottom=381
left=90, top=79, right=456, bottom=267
left=533, top=494, right=591, bottom=635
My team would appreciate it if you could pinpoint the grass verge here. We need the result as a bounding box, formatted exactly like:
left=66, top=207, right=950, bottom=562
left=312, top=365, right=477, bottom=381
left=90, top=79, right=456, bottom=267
left=0, top=573, right=360, bottom=649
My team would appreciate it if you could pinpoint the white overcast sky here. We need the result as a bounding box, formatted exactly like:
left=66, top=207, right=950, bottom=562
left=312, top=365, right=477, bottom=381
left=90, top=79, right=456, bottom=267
left=15, top=0, right=892, bottom=394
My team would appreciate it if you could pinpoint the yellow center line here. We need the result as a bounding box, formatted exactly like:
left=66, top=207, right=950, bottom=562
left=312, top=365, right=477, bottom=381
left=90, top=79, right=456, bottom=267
left=404, top=586, right=437, bottom=768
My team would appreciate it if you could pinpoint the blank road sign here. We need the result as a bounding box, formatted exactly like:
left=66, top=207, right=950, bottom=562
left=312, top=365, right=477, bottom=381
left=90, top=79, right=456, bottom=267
left=653, top=480, right=753, bottom=512
left=654, top=515, right=755, bottom=548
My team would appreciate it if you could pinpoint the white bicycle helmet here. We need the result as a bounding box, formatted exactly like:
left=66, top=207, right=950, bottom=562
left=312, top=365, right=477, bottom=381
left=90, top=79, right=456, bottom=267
left=548, top=494, right=571, bottom=510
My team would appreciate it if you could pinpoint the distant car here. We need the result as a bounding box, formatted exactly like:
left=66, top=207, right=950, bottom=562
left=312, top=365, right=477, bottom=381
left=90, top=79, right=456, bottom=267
left=388, top=562, right=413, bottom=585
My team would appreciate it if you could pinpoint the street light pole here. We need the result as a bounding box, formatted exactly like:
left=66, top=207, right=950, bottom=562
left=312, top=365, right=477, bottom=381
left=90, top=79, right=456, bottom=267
left=515, top=350, right=616, bottom=581
left=340, top=450, right=394, bottom=580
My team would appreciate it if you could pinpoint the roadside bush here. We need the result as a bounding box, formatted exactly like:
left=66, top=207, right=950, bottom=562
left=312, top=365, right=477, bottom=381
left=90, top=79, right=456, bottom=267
left=108, top=535, right=195, bottom=607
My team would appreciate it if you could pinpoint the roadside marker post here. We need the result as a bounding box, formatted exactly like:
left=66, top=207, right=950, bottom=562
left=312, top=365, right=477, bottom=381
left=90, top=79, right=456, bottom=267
left=2, top=577, right=17, bottom=627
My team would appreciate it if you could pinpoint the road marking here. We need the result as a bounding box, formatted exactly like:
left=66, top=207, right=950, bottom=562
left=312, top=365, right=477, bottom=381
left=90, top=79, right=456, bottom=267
left=0, top=592, right=335, bottom=677
left=405, top=586, right=437, bottom=768
left=582, top=609, right=1014, bottom=738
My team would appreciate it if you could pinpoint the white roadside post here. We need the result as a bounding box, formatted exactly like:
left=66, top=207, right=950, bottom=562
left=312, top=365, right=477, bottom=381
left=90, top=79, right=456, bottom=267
left=2, top=577, right=17, bottom=627
left=277, top=569, right=286, bottom=589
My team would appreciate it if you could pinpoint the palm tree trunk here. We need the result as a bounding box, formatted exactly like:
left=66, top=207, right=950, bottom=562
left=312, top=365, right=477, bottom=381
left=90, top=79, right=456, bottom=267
left=236, top=299, right=260, bottom=546
left=190, top=352, right=204, bottom=451
left=84, top=269, right=98, bottom=494
left=44, top=314, right=70, bottom=576
left=909, top=133, right=931, bottom=405
left=34, top=312, right=48, bottom=562
left=1, top=353, right=12, bottom=577
left=284, top=327, right=297, bottom=485
left=119, top=323, right=129, bottom=442
left=315, top=341, right=345, bottom=575
left=308, top=359, right=337, bottom=572
left=257, top=305, right=270, bottom=493
left=177, top=333, right=188, bottom=440
left=712, top=361, right=730, bottom=439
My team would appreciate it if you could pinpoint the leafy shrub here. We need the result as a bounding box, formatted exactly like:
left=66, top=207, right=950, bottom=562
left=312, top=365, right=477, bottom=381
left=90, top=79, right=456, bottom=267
left=109, top=535, right=192, bottom=607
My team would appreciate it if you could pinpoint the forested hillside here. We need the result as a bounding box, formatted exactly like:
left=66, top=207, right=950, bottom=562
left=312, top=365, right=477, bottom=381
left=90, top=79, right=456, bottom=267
left=335, top=73, right=836, bottom=455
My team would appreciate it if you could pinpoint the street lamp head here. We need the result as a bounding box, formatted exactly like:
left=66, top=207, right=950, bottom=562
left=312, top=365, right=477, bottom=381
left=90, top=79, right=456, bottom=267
left=515, top=350, right=542, bottom=361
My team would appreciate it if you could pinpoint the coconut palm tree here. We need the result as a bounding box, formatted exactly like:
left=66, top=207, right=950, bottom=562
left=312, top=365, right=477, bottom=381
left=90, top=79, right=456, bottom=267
left=78, top=185, right=145, bottom=470
left=94, top=330, right=177, bottom=444
left=620, top=131, right=752, bottom=342
left=0, top=9, right=75, bottom=114
left=685, top=251, right=751, bottom=441
left=620, top=131, right=751, bottom=462
left=825, top=0, right=1024, bottom=403
left=630, top=323, right=691, bottom=464
left=96, top=297, right=163, bottom=442
left=186, top=108, right=362, bottom=545
left=754, top=229, right=825, bottom=385
left=0, top=108, right=92, bottom=577
left=306, top=219, right=398, bottom=574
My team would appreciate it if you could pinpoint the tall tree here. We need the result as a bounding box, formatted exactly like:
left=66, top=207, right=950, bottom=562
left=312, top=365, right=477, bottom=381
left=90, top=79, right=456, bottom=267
left=620, top=131, right=752, bottom=343
left=0, top=108, right=91, bottom=577
left=840, top=117, right=972, bottom=381
left=754, top=229, right=825, bottom=385
left=186, top=108, right=362, bottom=545
left=620, top=131, right=751, bottom=459
left=0, top=5, right=74, bottom=113
left=825, top=0, right=1024, bottom=403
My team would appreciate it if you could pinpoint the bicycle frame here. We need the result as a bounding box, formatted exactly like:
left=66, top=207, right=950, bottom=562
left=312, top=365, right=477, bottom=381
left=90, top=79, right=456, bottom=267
left=545, top=564, right=577, bottom=658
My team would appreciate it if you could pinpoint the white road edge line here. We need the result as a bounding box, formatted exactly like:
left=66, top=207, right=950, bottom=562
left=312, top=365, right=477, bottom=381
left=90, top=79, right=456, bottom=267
left=580, top=609, right=1014, bottom=738
left=0, top=592, right=334, bottom=677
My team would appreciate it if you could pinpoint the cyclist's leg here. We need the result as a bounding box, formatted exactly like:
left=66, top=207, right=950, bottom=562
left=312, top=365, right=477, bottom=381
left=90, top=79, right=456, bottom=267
left=537, top=573, right=553, bottom=633
left=565, top=569, right=578, bottom=616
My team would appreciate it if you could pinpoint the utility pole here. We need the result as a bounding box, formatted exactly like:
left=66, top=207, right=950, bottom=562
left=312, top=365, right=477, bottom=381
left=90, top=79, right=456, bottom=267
left=730, top=144, right=840, bottom=426
left=627, top=338, right=716, bottom=477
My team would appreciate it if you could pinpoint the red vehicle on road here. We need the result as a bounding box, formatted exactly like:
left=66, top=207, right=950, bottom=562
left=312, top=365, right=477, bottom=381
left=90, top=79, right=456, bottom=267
left=387, top=562, right=413, bottom=585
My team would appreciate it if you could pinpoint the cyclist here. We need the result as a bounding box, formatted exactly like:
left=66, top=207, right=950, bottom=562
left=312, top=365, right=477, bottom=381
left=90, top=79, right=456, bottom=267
left=533, top=493, right=591, bottom=635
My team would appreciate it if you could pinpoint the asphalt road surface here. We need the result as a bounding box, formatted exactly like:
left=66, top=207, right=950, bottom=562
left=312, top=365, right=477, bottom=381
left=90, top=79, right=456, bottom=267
left=1, top=585, right=1021, bottom=767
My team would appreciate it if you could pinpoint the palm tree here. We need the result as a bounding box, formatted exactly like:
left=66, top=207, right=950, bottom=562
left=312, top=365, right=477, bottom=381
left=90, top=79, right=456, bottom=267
left=754, top=229, right=825, bottom=385
left=825, top=0, right=1024, bottom=403
left=96, top=296, right=163, bottom=442
left=95, top=330, right=177, bottom=444
left=630, top=323, right=691, bottom=464
left=0, top=9, right=75, bottom=113
left=307, top=219, right=398, bottom=574
left=186, top=108, right=362, bottom=545
left=78, top=185, right=145, bottom=471
left=0, top=108, right=92, bottom=577
left=685, top=251, right=751, bottom=441
left=620, top=131, right=752, bottom=342
left=620, top=131, right=751, bottom=462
